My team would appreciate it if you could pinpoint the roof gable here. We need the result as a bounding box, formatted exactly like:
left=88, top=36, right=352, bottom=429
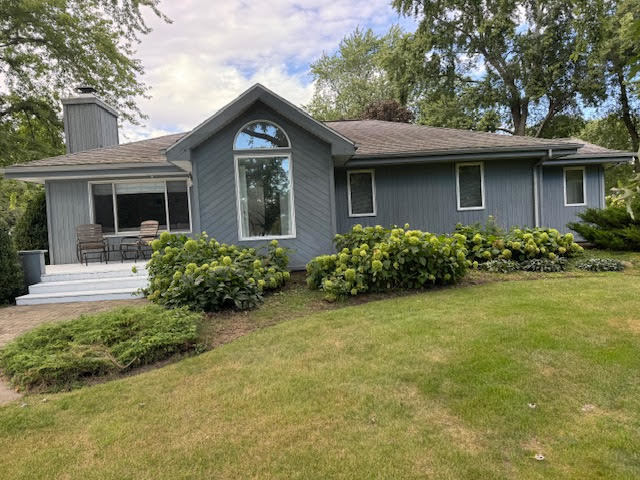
left=166, top=84, right=356, bottom=159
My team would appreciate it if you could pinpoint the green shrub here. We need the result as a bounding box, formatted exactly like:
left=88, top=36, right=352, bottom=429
left=0, top=220, right=24, bottom=304
left=13, top=189, right=48, bottom=253
left=519, top=258, right=567, bottom=272
left=479, top=259, right=521, bottom=273
left=307, top=224, right=468, bottom=301
left=455, top=223, right=583, bottom=263
left=575, top=258, right=625, bottom=272
left=145, top=233, right=290, bottom=312
left=568, top=202, right=640, bottom=251
left=0, top=305, right=201, bottom=391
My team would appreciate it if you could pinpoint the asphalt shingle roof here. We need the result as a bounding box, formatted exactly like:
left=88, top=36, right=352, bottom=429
left=9, top=120, right=630, bottom=170
left=324, top=120, right=580, bottom=157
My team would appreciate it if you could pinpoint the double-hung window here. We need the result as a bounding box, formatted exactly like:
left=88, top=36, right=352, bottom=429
left=234, top=120, right=295, bottom=240
left=564, top=167, right=586, bottom=206
left=456, top=162, right=485, bottom=210
left=347, top=170, right=376, bottom=217
left=91, top=179, right=191, bottom=234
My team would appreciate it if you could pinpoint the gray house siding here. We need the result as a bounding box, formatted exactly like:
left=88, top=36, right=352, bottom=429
left=540, top=165, right=604, bottom=234
left=191, top=101, right=335, bottom=269
left=46, top=180, right=91, bottom=264
left=335, top=159, right=536, bottom=234
left=63, top=102, right=119, bottom=154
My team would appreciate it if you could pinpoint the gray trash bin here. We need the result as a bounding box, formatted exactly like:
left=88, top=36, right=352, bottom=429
left=18, top=250, right=47, bottom=287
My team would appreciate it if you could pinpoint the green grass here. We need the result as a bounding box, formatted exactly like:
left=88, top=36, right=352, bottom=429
left=0, top=305, right=202, bottom=391
left=1, top=266, right=640, bottom=478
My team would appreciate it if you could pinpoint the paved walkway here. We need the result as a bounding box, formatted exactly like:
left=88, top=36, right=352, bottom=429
left=0, top=299, right=146, bottom=405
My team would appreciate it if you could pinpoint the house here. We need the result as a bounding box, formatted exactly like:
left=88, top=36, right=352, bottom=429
left=4, top=84, right=635, bottom=270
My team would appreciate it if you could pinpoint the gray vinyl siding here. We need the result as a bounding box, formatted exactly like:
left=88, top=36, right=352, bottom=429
left=335, top=159, right=536, bottom=234
left=191, top=101, right=335, bottom=269
left=541, top=165, right=604, bottom=234
left=46, top=180, right=91, bottom=264
left=63, top=102, right=119, bottom=154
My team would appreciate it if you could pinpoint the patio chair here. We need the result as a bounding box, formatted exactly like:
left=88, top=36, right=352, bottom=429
left=76, top=224, right=109, bottom=265
left=119, top=220, right=160, bottom=262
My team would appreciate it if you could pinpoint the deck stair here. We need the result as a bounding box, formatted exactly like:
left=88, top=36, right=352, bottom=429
left=15, top=262, right=148, bottom=305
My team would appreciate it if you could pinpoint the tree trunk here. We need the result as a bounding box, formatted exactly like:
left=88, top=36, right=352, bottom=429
left=616, top=68, right=640, bottom=171
left=511, top=98, right=529, bottom=136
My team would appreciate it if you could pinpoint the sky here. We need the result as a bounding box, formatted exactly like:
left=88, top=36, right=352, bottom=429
left=121, top=0, right=416, bottom=142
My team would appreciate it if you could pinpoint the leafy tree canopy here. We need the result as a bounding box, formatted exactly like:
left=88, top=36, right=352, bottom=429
left=361, top=100, right=414, bottom=123
left=306, top=27, right=403, bottom=121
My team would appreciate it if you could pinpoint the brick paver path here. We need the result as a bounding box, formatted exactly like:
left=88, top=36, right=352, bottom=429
left=0, top=299, right=146, bottom=404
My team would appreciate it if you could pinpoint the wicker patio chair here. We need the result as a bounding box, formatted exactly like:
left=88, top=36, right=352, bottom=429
left=119, top=220, right=160, bottom=262
left=76, top=224, right=109, bottom=265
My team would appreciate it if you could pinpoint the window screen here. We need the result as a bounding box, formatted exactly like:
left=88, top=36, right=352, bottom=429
left=565, top=169, right=585, bottom=205
left=349, top=171, right=375, bottom=216
left=115, top=182, right=167, bottom=232
left=457, top=164, right=483, bottom=209
left=167, top=181, right=190, bottom=231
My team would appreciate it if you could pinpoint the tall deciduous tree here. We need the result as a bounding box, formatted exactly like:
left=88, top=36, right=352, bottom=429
left=391, top=0, right=605, bottom=136
left=306, top=28, right=403, bottom=121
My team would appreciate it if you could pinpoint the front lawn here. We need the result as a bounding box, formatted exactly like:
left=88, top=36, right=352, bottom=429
left=1, top=266, right=639, bottom=478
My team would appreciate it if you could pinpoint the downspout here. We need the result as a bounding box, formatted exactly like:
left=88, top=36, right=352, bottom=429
left=533, top=148, right=552, bottom=227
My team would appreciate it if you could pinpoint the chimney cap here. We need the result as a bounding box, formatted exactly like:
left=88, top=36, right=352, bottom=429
left=77, top=86, right=97, bottom=95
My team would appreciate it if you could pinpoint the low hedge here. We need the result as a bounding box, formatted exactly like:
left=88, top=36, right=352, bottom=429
left=0, top=306, right=201, bottom=391
left=454, top=222, right=583, bottom=264
left=145, top=232, right=290, bottom=312
left=307, top=224, right=469, bottom=301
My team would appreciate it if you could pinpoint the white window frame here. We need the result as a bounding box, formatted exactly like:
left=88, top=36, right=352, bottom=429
left=563, top=166, right=587, bottom=207
left=347, top=169, right=377, bottom=217
left=456, top=162, right=485, bottom=211
left=88, top=178, right=193, bottom=237
left=233, top=119, right=291, bottom=152
left=233, top=152, right=296, bottom=241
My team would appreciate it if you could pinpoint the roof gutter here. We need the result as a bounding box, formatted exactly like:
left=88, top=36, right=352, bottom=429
left=345, top=149, right=552, bottom=167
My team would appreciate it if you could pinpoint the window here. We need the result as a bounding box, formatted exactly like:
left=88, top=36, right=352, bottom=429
left=564, top=167, right=586, bottom=206
left=234, top=120, right=290, bottom=149
left=90, top=179, right=191, bottom=234
left=347, top=170, right=376, bottom=217
left=235, top=155, right=294, bottom=239
left=456, top=162, right=485, bottom=210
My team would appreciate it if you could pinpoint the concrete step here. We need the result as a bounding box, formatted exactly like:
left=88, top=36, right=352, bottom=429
left=29, top=276, right=148, bottom=295
left=16, top=288, right=144, bottom=306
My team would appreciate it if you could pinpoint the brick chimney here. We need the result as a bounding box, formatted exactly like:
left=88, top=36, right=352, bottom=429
left=62, top=87, right=119, bottom=153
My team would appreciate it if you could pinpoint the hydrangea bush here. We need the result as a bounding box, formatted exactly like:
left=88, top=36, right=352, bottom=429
left=307, top=225, right=469, bottom=301
left=455, top=222, right=583, bottom=265
left=145, top=232, right=290, bottom=312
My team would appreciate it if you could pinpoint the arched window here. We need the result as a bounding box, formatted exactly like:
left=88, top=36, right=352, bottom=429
left=234, top=120, right=295, bottom=240
left=234, top=120, right=290, bottom=150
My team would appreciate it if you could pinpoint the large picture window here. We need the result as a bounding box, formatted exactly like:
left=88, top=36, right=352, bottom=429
left=235, top=155, right=294, bottom=239
left=91, top=179, right=191, bottom=235
left=347, top=170, right=376, bottom=217
left=564, top=167, right=586, bottom=206
left=456, top=162, right=485, bottom=210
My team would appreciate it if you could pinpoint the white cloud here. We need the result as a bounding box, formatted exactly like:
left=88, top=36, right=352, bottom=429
left=119, top=0, right=410, bottom=142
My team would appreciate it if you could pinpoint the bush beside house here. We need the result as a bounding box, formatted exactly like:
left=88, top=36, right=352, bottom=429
left=307, top=225, right=469, bottom=301
left=13, top=189, right=48, bottom=253
left=145, top=233, right=290, bottom=312
left=568, top=201, right=640, bottom=251
left=0, top=220, right=24, bottom=304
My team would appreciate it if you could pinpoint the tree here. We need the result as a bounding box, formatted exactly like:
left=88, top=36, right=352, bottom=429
left=575, top=0, right=640, bottom=162
left=307, top=28, right=403, bottom=120
left=361, top=100, right=414, bottom=123
left=0, top=220, right=24, bottom=303
left=528, top=115, right=586, bottom=139
left=391, top=0, right=605, bottom=136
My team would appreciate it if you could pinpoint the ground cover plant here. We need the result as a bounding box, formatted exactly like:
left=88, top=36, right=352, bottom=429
left=307, top=224, right=469, bottom=300
left=145, top=233, right=290, bottom=312
left=0, top=265, right=639, bottom=478
left=0, top=305, right=201, bottom=392
left=575, top=257, right=625, bottom=272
